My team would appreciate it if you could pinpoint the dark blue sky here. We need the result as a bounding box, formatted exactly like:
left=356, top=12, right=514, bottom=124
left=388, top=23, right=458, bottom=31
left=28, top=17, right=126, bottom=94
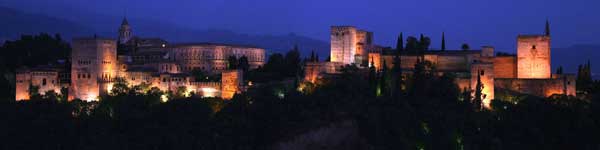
left=2, top=0, right=600, bottom=52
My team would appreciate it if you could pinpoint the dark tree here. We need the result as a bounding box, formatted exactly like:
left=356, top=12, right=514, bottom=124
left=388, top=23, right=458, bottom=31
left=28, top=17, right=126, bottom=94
left=405, top=36, right=419, bottom=51
left=473, top=71, right=484, bottom=111
left=441, top=32, right=446, bottom=51
left=556, top=66, right=564, bottom=74
left=111, top=77, right=129, bottom=96
left=396, top=32, right=404, bottom=51
left=238, top=56, right=250, bottom=72
left=0, top=33, right=71, bottom=71
left=418, top=34, right=431, bottom=51
left=227, top=56, right=239, bottom=69
left=461, top=43, right=470, bottom=51
left=284, top=45, right=302, bottom=76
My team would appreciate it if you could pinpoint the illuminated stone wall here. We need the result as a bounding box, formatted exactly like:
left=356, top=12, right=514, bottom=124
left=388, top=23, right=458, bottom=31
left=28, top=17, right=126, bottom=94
left=71, top=37, right=116, bottom=101
left=330, top=26, right=357, bottom=65
left=471, top=63, right=495, bottom=109
left=14, top=69, right=61, bottom=100
left=304, top=62, right=322, bottom=83
left=481, top=46, right=495, bottom=57
left=355, top=30, right=373, bottom=65
left=381, top=52, right=479, bottom=72
left=190, top=82, right=221, bottom=98
left=221, top=70, right=243, bottom=100
left=166, top=44, right=265, bottom=73
left=15, top=71, right=30, bottom=100
left=495, top=74, right=576, bottom=97
left=368, top=52, right=382, bottom=71
left=494, top=56, right=517, bottom=78
left=517, top=35, right=551, bottom=79
left=158, top=62, right=181, bottom=74
left=124, top=71, right=154, bottom=86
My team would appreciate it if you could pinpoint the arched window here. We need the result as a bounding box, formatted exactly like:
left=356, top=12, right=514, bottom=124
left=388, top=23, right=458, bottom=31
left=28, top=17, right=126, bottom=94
left=42, top=78, right=47, bottom=86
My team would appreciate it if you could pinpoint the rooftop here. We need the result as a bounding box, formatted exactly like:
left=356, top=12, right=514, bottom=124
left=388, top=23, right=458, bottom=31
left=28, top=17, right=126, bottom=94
left=169, top=42, right=262, bottom=49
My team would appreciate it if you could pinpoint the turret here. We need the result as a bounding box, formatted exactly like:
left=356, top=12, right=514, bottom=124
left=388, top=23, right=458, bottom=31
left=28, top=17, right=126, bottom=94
left=118, top=17, right=133, bottom=44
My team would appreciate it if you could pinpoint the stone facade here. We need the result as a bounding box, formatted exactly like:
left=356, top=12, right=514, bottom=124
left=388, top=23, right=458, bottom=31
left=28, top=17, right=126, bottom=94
left=15, top=19, right=258, bottom=101
left=494, top=56, right=517, bottom=78
left=306, top=23, right=575, bottom=107
left=125, top=43, right=265, bottom=74
left=15, top=68, right=62, bottom=100
left=70, top=37, right=117, bottom=101
left=330, top=26, right=373, bottom=66
left=221, top=70, right=243, bottom=99
left=496, top=74, right=576, bottom=98
left=517, top=35, right=551, bottom=79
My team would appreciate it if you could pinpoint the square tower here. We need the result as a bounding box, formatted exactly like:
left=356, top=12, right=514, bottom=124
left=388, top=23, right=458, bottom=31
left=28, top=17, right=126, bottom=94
left=330, top=26, right=358, bottom=65
left=517, top=35, right=551, bottom=79
left=221, top=70, right=243, bottom=100
left=71, top=37, right=117, bottom=101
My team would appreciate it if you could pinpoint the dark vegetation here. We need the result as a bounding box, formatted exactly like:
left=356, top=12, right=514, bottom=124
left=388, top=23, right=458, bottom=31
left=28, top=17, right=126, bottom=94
left=2, top=56, right=600, bottom=149
left=0, top=33, right=71, bottom=101
left=1, top=34, right=600, bottom=149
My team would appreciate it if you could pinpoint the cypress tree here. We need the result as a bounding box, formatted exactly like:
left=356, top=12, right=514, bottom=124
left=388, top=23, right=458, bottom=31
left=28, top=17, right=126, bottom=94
left=310, top=50, right=315, bottom=61
left=419, top=34, right=425, bottom=51
left=396, top=32, right=404, bottom=51
left=473, top=71, right=484, bottom=111
left=441, top=32, right=446, bottom=51
left=556, top=66, right=563, bottom=74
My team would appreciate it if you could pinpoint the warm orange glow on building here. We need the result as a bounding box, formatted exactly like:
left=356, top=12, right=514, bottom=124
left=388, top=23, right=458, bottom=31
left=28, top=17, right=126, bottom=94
left=517, top=35, right=551, bottom=79
left=471, top=63, right=495, bottom=109
left=330, top=26, right=357, bottom=65
left=221, top=70, right=243, bottom=100
left=368, top=52, right=382, bottom=71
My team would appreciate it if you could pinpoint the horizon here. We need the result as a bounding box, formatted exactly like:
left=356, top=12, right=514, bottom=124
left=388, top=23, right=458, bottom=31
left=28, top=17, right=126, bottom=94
left=2, top=0, right=600, bottom=51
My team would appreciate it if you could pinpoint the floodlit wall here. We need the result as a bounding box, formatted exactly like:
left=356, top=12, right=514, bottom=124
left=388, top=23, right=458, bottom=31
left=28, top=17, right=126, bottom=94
left=517, top=35, right=551, bottom=79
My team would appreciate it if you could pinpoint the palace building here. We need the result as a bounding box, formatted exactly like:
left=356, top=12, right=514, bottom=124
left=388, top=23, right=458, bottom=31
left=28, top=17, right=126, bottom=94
left=15, top=18, right=265, bottom=101
left=307, top=21, right=575, bottom=108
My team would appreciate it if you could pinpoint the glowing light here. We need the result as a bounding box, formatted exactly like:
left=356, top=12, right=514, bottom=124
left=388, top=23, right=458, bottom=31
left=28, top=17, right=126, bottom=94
left=275, top=90, right=285, bottom=99
left=85, top=93, right=99, bottom=102
left=201, top=87, right=218, bottom=98
left=184, top=88, right=196, bottom=97
left=106, top=83, right=114, bottom=94
left=160, top=94, right=169, bottom=103
left=248, top=81, right=253, bottom=86
left=161, top=44, right=166, bottom=48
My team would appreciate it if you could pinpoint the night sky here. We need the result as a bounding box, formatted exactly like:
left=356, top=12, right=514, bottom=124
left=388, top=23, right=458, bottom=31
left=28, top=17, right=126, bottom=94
left=2, top=0, right=600, bottom=51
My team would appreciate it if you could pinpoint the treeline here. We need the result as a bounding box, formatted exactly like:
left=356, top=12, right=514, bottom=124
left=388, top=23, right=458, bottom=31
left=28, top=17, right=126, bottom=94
left=394, top=32, right=471, bottom=52
left=0, top=33, right=71, bottom=101
left=246, top=45, right=303, bottom=82
left=3, top=58, right=600, bottom=149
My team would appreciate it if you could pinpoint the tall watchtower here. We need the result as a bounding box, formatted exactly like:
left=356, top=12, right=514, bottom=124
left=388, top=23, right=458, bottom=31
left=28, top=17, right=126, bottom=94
left=330, top=26, right=358, bottom=65
left=517, top=21, right=551, bottom=79
left=71, top=37, right=117, bottom=101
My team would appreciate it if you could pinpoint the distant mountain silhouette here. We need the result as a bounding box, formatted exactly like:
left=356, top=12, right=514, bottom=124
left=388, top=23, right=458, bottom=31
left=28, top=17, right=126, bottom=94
left=4, top=6, right=597, bottom=70
left=0, top=7, right=329, bottom=58
left=552, top=44, right=600, bottom=75
left=0, top=7, right=94, bottom=40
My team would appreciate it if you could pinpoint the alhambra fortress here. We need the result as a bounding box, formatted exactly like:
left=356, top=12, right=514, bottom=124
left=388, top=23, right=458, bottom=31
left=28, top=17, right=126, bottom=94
left=14, top=18, right=576, bottom=107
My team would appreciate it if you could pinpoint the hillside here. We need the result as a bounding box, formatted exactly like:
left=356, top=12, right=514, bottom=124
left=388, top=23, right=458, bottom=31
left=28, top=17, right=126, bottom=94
left=0, top=7, right=93, bottom=41
left=0, top=7, right=330, bottom=58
